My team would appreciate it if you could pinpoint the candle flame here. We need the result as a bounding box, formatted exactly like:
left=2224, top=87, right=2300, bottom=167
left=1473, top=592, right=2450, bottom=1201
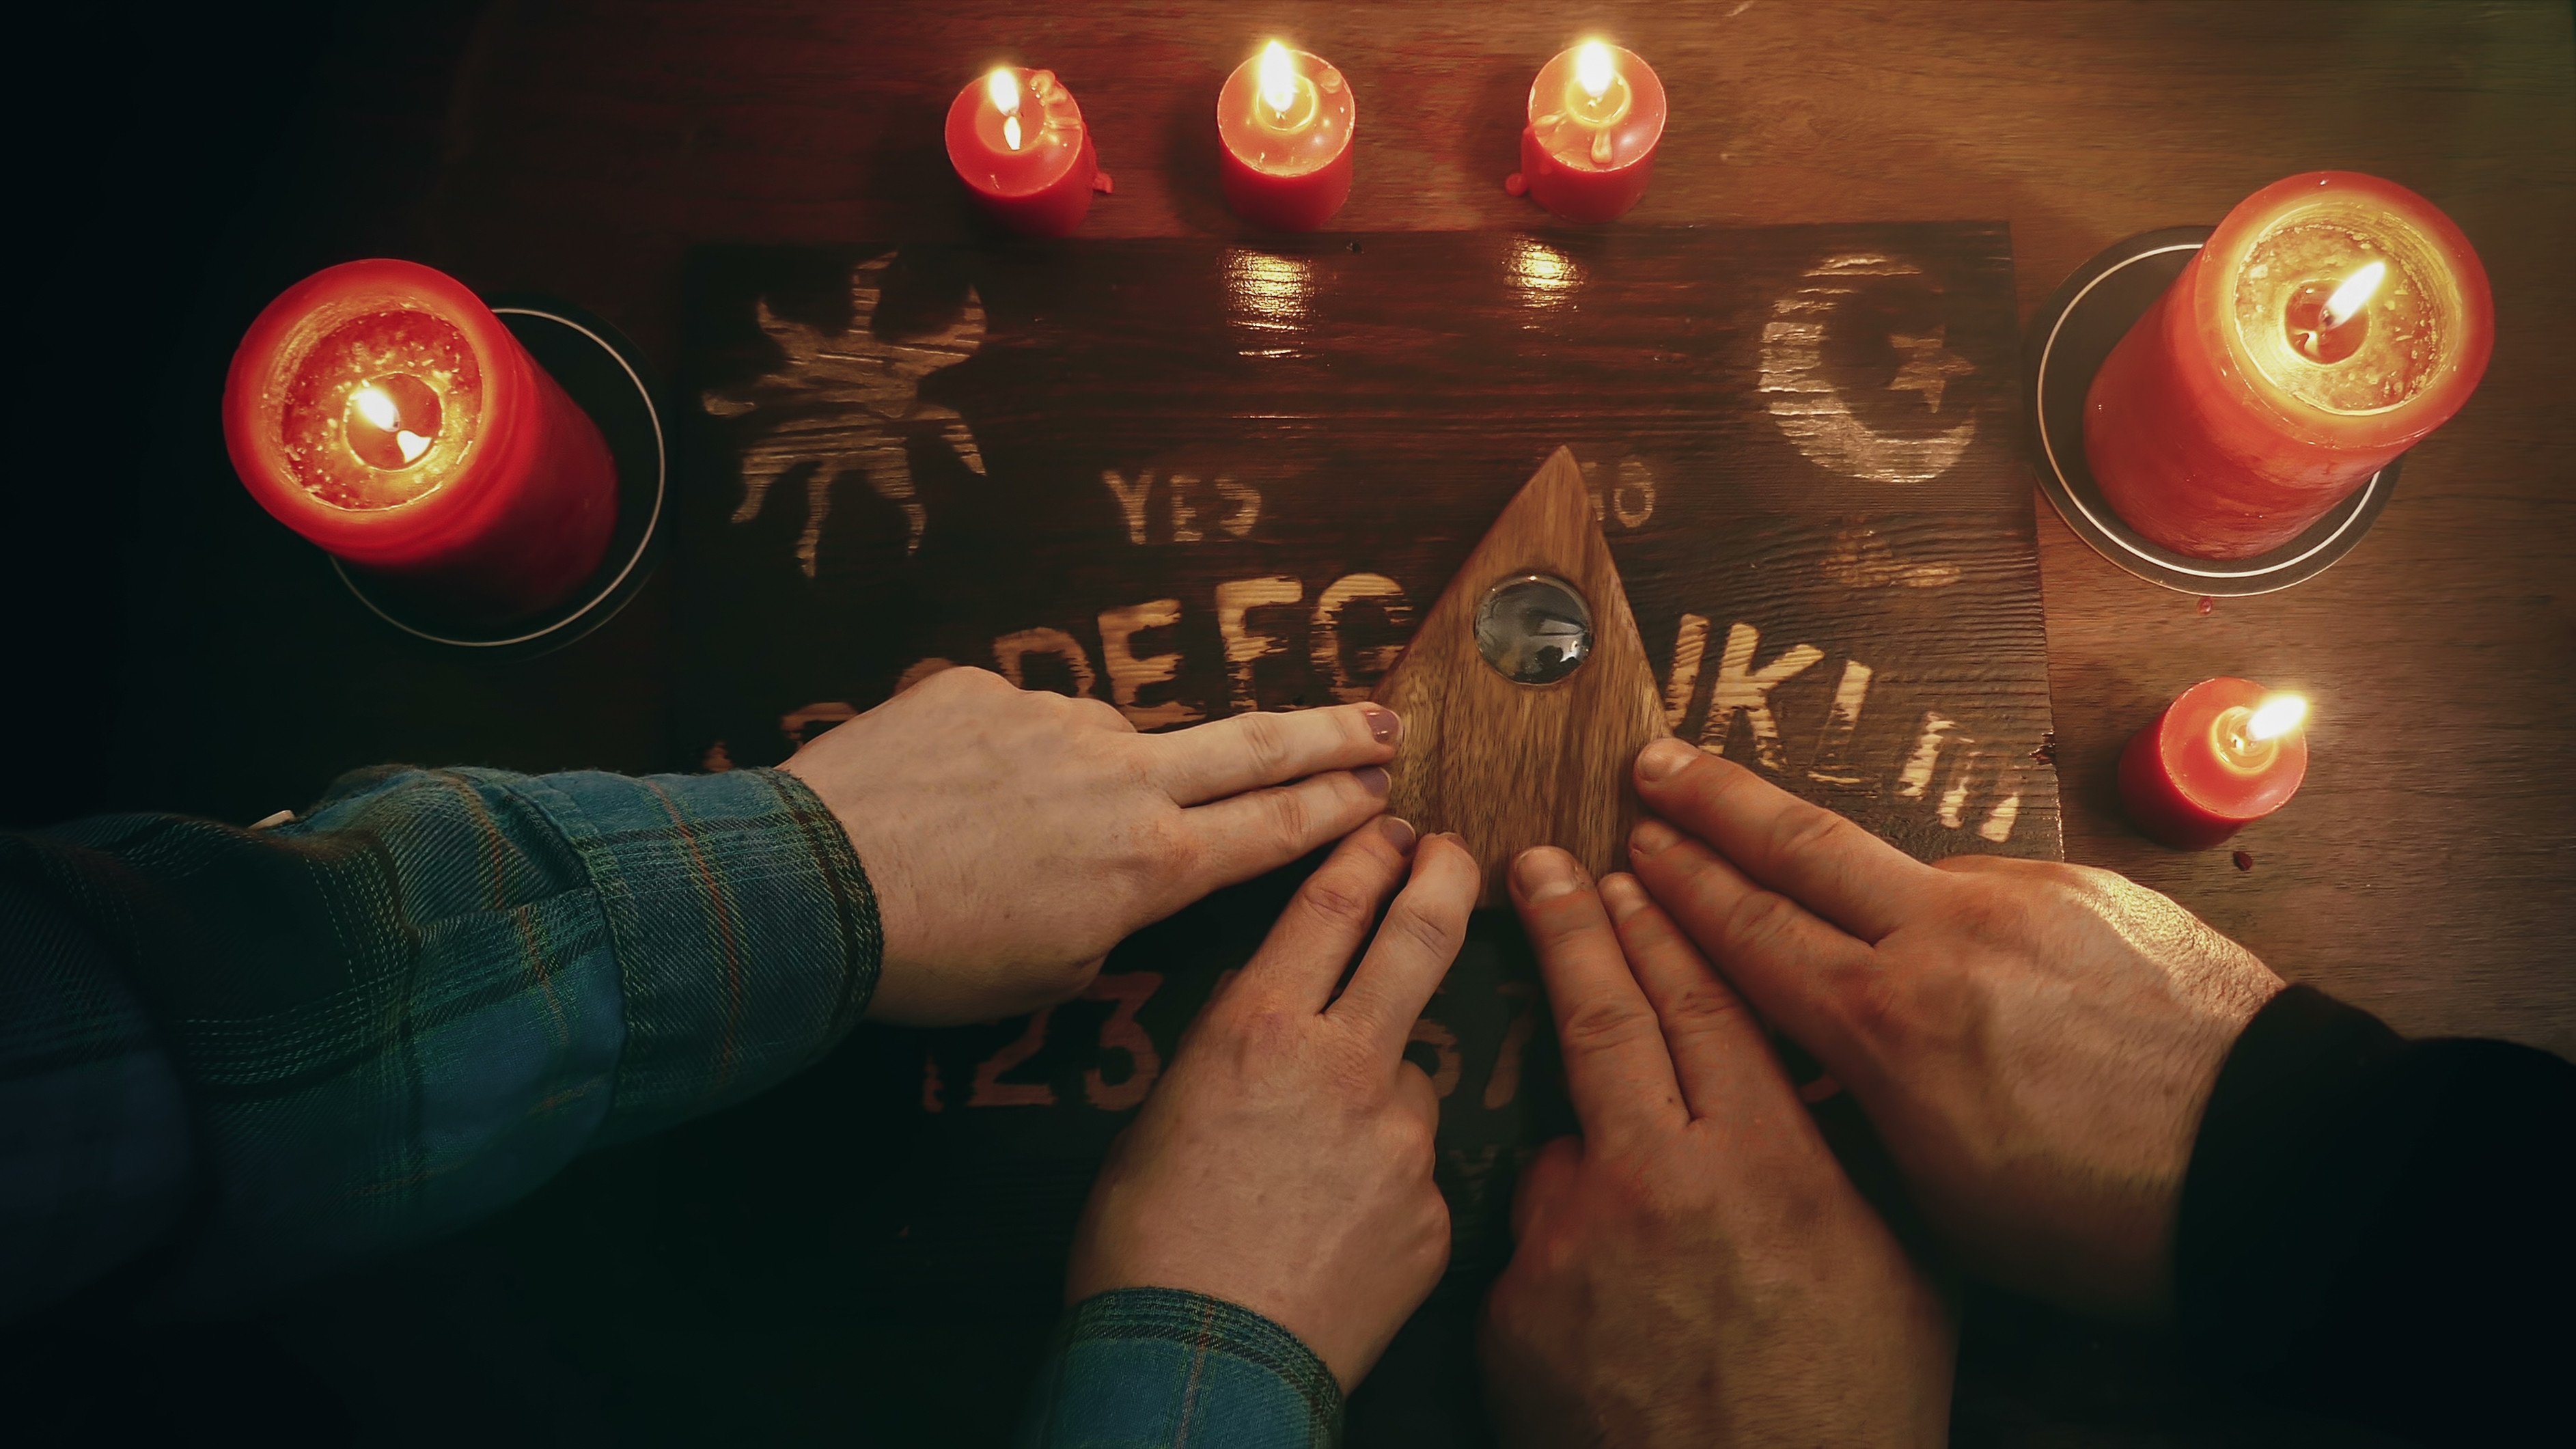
left=352, top=385, right=399, bottom=432
left=1258, top=41, right=1299, bottom=118
left=986, top=67, right=1021, bottom=117
left=2318, top=260, right=2387, bottom=331
left=2246, top=693, right=2309, bottom=743
left=1575, top=41, right=1616, bottom=100
left=1003, top=113, right=1023, bottom=150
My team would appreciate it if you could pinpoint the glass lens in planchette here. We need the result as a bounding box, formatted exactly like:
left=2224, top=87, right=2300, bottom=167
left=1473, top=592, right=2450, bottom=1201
left=1475, top=573, right=1593, bottom=685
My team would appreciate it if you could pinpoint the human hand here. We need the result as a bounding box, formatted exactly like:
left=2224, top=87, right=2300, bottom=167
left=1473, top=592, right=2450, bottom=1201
left=1483, top=847, right=1954, bottom=1449
left=781, top=667, right=1400, bottom=1025
left=1626, top=738, right=2284, bottom=1319
left=1065, top=820, right=1476, bottom=1390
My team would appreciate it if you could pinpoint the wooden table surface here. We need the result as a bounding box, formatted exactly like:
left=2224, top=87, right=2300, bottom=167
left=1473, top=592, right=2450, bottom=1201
left=28, top=1, right=2568, bottom=1442
left=146, top=0, right=2568, bottom=1050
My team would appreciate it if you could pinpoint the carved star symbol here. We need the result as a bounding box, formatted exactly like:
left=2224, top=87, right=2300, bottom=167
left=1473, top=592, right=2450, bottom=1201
left=1887, top=327, right=1975, bottom=413
left=700, top=255, right=987, bottom=575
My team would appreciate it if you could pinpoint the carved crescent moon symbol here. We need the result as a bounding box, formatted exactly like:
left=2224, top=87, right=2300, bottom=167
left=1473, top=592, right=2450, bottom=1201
left=1760, top=254, right=1976, bottom=485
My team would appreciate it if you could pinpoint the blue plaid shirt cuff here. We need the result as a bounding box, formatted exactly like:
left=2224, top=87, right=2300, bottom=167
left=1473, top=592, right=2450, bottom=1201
left=1019, top=1288, right=1344, bottom=1448
left=513, top=767, right=881, bottom=1144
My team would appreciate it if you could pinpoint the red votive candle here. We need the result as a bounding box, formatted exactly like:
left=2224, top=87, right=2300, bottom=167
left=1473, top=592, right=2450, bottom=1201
left=223, top=260, right=618, bottom=622
left=945, top=65, right=1098, bottom=237
left=1218, top=41, right=1355, bottom=232
left=2119, top=678, right=2311, bottom=849
left=2084, top=172, right=2493, bottom=560
left=1521, top=40, right=1665, bottom=223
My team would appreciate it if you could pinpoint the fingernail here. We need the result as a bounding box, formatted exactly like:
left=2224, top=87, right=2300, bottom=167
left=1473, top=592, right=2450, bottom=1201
left=1631, top=818, right=1682, bottom=857
left=1361, top=704, right=1402, bottom=745
left=1354, top=764, right=1389, bottom=797
left=1512, top=847, right=1584, bottom=902
left=1598, top=872, right=1646, bottom=921
left=1637, top=738, right=1698, bottom=784
left=1376, top=815, right=1417, bottom=853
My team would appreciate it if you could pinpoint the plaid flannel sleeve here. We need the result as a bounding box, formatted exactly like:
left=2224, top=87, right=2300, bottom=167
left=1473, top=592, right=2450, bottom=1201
left=1019, top=1288, right=1345, bottom=1449
left=0, top=764, right=876, bottom=1319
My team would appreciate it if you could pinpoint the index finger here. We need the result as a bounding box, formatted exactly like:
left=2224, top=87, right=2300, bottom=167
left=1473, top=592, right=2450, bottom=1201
left=1328, top=833, right=1479, bottom=1052
left=1508, top=848, right=1687, bottom=1147
left=1633, top=739, right=1942, bottom=942
left=1237, top=815, right=1418, bottom=1015
left=1596, top=873, right=1807, bottom=1126
left=1148, top=703, right=1401, bottom=806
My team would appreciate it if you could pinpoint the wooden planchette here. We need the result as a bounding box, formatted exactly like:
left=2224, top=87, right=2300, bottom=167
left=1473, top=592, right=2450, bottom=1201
left=1373, top=446, right=1672, bottom=905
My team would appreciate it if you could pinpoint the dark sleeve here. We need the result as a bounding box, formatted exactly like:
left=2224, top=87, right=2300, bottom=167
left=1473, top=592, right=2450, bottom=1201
left=2176, top=983, right=2576, bottom=1442
left=0, top=765, right=878, bottom=1321
left=0, top=876, right=193, bottom=1318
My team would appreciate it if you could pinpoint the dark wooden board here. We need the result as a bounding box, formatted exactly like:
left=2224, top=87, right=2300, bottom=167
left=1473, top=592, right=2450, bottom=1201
left=658, top=221, right=2051, bottom=1439
left=678, top=225, right=2054, bottom=851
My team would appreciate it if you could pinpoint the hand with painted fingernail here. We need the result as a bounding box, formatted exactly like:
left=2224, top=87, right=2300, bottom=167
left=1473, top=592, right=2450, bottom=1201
left=1624, top=737, right=2283, bottom=1318
left=1067, top=820, right=1478, bottom=1390
left=1483, top=846, right=1954, bottom=1449
left=783, top=666, right=1404, bottom=1024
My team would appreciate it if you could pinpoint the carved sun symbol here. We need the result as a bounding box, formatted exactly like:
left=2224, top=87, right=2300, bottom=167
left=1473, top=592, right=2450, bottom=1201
left=700, top=254, right=988, bottom=575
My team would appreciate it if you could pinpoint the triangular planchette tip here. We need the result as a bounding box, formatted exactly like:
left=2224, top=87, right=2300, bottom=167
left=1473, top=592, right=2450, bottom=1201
left=1372, top=447, right=1672, bottom=907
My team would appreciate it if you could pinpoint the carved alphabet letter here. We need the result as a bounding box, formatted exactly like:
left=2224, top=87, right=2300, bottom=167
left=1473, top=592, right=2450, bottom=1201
left=993, top=628, right=1100, bottom=699
left=1215, top=575, right=1304, bottom=714
left=1699, top=622, right=1825, bottom=772
left=1102, top=469, right=1152, bottom=545
left=1310, top=573, right=1413, bottom=704
left=1098, top=599, right=1205, bottom=729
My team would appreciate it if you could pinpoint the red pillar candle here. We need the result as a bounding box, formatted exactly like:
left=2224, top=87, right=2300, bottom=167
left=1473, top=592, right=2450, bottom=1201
left=2084, top=172, right=2493, bottom=560
left=1217, top=42, right=1355, bottom=232
left=945, top=66, right=1098, bottom=237
left=223, top=260, right=618, bottom=622
left=1520, top=41, right=1665, bottom=223
left=2118, top=678, right=2311, bottom=849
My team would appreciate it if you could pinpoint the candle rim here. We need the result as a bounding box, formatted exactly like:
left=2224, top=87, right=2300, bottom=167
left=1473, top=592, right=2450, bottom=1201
left=1216, top=45, right=1356, bottom=179
left=223, top=258, right=536, bottom=557
left=1525, top=41, right=1666, bottom=174
left=944, top=67, right=1090, bottom=198
left=2189, top=171, right=2493, bottom=451
left=2159, top=676, right=2310, bottom=820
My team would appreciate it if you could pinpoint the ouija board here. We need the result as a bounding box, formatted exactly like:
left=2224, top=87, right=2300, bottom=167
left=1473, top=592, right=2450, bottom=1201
left=671, top=225, right=2055, bottom=1441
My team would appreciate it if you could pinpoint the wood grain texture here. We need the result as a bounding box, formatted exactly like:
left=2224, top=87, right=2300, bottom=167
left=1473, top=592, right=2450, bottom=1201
left=676, top=226, right=2054, bottom=880
left=1374, top=447, right=1670, bottom=905
left=92, top=5, right=2571, bottom=1446
left=118, top=1, right=2573, bottom=1058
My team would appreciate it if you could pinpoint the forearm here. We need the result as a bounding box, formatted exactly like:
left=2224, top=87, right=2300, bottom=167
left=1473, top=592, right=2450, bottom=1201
left=0, top=764, right=877, bottom=1319
left=1019, top=1288, right=1345, bottom=1449
left=2175, top=984, right=2576, bottom=1440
